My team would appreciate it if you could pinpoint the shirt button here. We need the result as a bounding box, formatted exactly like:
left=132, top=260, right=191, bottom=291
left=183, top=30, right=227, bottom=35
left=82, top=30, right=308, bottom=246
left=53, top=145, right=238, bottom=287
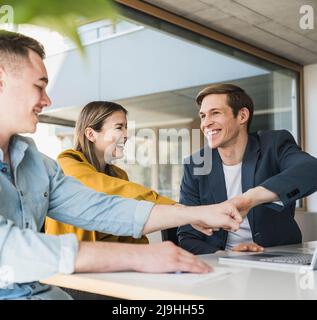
left=1, top=167, right=7, bottom=173
left=44, top=192, right=48, bottom=197
left=31, top=284, right=36, bottom=290
left=20, top=191, right=24, bottom=197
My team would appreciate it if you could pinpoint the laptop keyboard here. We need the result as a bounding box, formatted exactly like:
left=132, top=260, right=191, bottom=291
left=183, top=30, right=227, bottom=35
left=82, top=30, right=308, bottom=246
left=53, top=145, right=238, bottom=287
left=259, top=254, right=312, bottom=265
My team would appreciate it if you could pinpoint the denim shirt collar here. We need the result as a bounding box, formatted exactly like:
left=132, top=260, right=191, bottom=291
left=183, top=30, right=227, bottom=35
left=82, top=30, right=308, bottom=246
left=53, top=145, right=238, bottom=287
left=0, top=136, right=29, bottom=183
left=0, top=135, right=29, bottom=169
left=8, top=135, right=29, bottom=170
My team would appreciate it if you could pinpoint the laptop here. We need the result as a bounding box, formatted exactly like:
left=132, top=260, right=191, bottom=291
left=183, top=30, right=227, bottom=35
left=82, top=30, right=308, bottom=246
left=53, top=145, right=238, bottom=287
left=219, top=246, right=317, bottom=272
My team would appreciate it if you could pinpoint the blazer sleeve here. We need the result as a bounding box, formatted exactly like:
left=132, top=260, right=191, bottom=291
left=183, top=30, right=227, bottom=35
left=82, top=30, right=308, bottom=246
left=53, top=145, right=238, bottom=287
left=260, top=130, right=317, bottom=208
left=178, top=163, right=218, bottom=254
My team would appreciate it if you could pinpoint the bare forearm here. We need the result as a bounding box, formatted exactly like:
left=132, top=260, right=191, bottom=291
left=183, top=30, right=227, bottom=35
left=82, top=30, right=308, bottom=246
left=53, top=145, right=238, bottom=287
left=75, top=241, right=138, bottom=273
left=142, top=202, right=241, bottom=235
left=244, top=186, right=279, bottom=207
left=142, top=204, right=199, bottom=234
left=74, top=241, right=213, bottom=274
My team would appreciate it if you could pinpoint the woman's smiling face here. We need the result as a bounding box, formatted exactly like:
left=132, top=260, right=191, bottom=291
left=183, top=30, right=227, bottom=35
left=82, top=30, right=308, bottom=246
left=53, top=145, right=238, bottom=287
left=93, top=110, right=128, bottom=163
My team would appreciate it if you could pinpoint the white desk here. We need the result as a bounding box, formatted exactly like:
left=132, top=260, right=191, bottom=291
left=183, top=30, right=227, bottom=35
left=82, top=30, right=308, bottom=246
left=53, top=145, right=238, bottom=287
left=42, top=241, right=317, bottom=300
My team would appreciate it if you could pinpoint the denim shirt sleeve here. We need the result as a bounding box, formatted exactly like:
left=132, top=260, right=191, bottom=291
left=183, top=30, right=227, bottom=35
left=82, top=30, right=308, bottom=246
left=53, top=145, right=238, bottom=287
left=0, top=215, right=78, bottom=284
left=44, top=155, right=155, bottom=239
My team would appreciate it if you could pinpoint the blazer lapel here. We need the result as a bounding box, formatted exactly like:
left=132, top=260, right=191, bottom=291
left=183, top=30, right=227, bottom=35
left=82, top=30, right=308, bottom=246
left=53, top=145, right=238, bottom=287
left=241, top=133, right=261, bottom=231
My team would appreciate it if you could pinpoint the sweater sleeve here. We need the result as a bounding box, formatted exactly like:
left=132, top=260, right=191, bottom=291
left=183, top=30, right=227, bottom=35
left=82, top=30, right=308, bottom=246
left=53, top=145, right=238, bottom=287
left=58, top=152, right=175, bottom=205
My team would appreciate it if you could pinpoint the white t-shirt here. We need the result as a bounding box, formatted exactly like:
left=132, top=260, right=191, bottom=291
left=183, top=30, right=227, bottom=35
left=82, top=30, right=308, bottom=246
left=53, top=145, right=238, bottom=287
left=222, top=162, right=253, bottom=250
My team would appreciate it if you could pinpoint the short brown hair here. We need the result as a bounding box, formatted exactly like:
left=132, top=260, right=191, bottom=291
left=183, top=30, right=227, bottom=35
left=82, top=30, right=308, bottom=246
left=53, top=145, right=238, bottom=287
left=196, top=83, right=254, bottom=132
left=0, top=30, right=45, bottom=71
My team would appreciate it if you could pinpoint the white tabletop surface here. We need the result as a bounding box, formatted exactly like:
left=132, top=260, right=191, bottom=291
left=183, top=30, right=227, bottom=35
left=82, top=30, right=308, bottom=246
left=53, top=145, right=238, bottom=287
left=41, top=241, right=317, bottom=300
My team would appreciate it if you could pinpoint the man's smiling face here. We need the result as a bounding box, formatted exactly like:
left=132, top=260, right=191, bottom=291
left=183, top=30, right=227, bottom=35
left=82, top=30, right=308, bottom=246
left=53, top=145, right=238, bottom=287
left=199, top=93, right=246, bottom=149
left=0, top=49, right=51, bottom=135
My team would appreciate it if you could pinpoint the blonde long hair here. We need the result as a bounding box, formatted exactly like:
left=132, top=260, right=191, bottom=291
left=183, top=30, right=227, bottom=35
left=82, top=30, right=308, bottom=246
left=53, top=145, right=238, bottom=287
left=74, top=101, right=128, bottom=172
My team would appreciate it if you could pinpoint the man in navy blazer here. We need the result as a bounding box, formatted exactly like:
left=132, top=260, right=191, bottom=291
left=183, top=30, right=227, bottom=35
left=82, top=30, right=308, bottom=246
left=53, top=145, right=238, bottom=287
left=178, top=83, right=317, bottom=255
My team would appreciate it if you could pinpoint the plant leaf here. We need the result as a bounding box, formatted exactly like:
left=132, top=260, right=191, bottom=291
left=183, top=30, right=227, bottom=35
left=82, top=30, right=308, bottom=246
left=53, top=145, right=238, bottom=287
left=3, top=0, right=118, bottom=53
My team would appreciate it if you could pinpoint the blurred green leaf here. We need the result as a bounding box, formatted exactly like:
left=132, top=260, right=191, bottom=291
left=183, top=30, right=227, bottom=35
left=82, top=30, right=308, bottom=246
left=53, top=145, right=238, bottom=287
left=3, top=0, right=118, bottom=53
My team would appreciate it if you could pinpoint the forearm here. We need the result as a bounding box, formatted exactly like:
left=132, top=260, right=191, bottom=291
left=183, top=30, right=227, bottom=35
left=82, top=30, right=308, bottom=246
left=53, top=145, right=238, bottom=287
left=142, top=204, right=200, bottom=234
left=75, top=241, right=139, bottom=273
left=142, top=201, right=241, bottom=235
left=75, top=241, right=213, bottom=274
left=244, top=186, right=279, bottom=208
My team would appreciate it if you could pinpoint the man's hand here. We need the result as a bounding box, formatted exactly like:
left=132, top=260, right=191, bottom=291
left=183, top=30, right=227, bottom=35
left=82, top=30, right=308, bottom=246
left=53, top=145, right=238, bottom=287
left=227, top=195, right=253, bottom=218
left=143, top=202, right=242, bottom=235
left=75, top=241, right=213, bottom=274
left=192, top=202, right=242, bottom=236
left=231, top=242, right=264, bottom=252
left=227, top=186, right=279, bottom=218
left=132, top=242, right=213, bottom=273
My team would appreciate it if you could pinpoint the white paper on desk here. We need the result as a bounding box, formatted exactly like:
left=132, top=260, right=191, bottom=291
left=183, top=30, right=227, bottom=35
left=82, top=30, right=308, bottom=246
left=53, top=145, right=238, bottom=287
left=145, top=267, right=235, bottom=285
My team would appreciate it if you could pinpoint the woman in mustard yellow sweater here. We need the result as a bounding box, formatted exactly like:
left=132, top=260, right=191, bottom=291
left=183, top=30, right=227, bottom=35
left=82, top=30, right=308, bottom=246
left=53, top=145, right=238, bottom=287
left=45, top=101, right=175, bottom=243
